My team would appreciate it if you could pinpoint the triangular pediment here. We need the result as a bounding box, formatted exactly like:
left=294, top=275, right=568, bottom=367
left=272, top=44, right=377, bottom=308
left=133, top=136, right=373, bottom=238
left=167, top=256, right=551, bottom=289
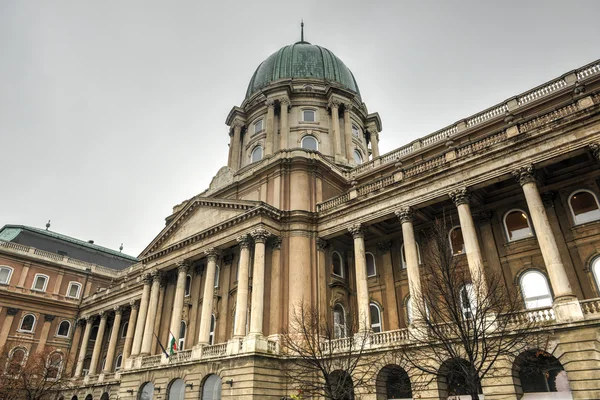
left=140, top=198, right=260, bottom=257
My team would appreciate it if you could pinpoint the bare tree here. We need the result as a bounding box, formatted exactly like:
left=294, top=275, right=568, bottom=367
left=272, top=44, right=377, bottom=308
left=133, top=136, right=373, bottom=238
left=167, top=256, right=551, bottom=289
left=0, top=346, right=74, bottom=400
left=279, top=302, right=379, bottom=400
left=399, top=218, right=548, bottom=400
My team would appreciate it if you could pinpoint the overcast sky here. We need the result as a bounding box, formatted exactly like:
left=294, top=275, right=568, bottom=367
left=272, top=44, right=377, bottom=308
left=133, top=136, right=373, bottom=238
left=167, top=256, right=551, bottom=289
left=1, top=1, right=599, bottom=257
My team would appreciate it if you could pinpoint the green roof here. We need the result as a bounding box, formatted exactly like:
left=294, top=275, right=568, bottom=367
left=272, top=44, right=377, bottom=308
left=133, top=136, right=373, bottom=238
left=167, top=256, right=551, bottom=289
left=0, top=224, right=138, bottom=262
left=245, top=42, right=361, bottom=99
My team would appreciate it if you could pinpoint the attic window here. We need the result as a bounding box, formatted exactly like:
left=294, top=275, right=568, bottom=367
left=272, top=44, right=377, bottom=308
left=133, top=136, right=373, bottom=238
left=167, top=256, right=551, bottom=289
left=302, top=110, right=316, bottom=122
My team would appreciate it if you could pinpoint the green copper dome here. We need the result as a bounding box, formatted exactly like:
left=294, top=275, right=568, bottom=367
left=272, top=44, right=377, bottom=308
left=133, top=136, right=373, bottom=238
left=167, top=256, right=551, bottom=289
left=245, top=42, right=361, bottom=99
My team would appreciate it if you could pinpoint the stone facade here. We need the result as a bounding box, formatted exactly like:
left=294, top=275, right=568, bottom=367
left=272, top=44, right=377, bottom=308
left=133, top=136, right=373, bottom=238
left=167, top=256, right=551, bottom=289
left=1, top=41, right=600, bottom=400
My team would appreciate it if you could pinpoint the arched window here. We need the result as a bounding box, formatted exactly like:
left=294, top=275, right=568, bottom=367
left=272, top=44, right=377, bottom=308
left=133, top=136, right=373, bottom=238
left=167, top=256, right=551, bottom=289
left=370, top=303, right=382, bottom=333
left=401, top=243, right=422, bottom=269
left=178, top=321, right=186, bottom=350
left=84, top=395, right=92, bottom=400
left=353, top=149, right=363, bottom=165
left=302, top=109, right=316, bottom=122
left=333, top=304, right=347, bottom=339
left=569, top=190, right=600, bottom=224
left=366, top=252, right=376, bottom=277
left=115, top=354, right=123, bottom=371
left=66, top=282, right=82, bottom=299
left=520, top=270, right=553, bottom=309
left=251, top=146, right=263, bottom=163
left=202, top=374, right=222, bottom=400
left=592, top=256, right=600, bottom=293
left=376, top=365, right=412, bottom=400
left=449, top=226, right=465, bottom=255
left=19, top=314, right=36, bottom=332
left=100, top=356, right=107, bottom=372
left=8, top=348, right=26, bottom=374
left=184, top=275, right=191, bottom=297
left=253, top=119, right=263, bottom=134
left=329, top=370, right=355, bottom=400
left=352, top=124, right=360, bottom=138
left=121, top=322, right=129, bottom=338
left=47, top=352, right=63, bottom=380
left=214, top=265, right=220, bottom=288
left=0, top=266, right=14, bottom=285
left=460, top=284, right=477, bottom=318
left=168, top=378, right=185, bottom=400
left=332, top=251, right=344, bottom=277
left=504, top=209, right=533, bottom=241
left=56, top=320, right=71, bottom=337
left=514, top=350, right=571, bottom=394
left=209, top=314, right=216, bottom=345
left=139, top=382, right=154, bottom=400
left=31, top=274, right=49, bottom=292
left=301, top=135, right=318, bottom=151
left=89, top=325, right=99, bottom=341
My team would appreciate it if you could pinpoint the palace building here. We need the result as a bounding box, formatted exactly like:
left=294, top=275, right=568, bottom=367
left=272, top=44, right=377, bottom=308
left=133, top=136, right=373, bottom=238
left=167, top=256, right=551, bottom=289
left=1, top=35, right=600, bottom=400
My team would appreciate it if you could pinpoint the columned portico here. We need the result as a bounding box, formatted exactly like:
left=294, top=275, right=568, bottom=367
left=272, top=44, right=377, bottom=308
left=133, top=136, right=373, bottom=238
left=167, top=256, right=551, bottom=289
left=396, top=207, right=423, bottom=321
left=103, top=306, right=122, bottom=373
left=168, top=261, right=189, bottom=348
left=250, top=228, right=269, bottom=336
left=234, top=235, right=251, bottom=338
left=449, top=187, right=488, bottom=297
left=140, top=272, right=162, bottom=355
left=131, top=274, right=151, bottom=357
left=348, top=223, right=370, bottom=331
left=512, top=165, right=584, bottom=322
left=88, top=311, right=107, bottom=376
left=74, top=316, right=92, bottom=378
left=198, top=248, right=220, bottom=344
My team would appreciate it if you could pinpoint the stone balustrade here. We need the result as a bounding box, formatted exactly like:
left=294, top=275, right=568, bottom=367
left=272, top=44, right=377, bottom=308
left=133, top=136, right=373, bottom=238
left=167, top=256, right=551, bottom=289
left=580, top=298, right=600, bottom=318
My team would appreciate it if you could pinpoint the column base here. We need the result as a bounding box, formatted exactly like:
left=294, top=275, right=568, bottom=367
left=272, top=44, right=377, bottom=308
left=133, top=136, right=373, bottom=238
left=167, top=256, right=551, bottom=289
left=553, top=297, right=584, bottom=323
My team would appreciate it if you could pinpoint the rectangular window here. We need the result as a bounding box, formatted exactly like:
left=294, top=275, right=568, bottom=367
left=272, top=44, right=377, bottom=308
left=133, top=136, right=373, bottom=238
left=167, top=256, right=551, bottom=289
left=254, top=119, right=263, bottom=134
left=32, top=274, right=49, bottom=292
left=302, top=110, right=315, bottom=122
left=67, top=282, right=81, bottom=298
left=0, top=267, right=12, bottom=284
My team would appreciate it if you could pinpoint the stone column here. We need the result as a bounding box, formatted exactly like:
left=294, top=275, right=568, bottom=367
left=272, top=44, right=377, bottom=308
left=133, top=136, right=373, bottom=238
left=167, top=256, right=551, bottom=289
left=348, top=224, right=370, bottom=331
left=377, top=241, right=399, bottom=328
left=68, top=319, right=85, bottom=376
left=449, top=188, right=488, bottom=297
left=344, top=104, right=354, bottom=160
left=74, top=317, right=92, bottom=378
left=0, top=307, right=18, bottom=348
left=131, top=274, right=152, bottom=357
left=227, top=129, right=234, bottom=168
left=187, top=265, right=203, bottom=346
left=198, top=248, right=220, bottom=344
left=265, top=99, right=275, bottom=155
left=140, top=272, right=162, bottom=355
left=370, top=131, right=380, bottom=158
left=36, top=314, right=55, bottom=353
left=234, top=235, right=251, bottom=337
left=268, top=238, right=282, bottom=335
left=250, top=228, right=269, bottom=336
left=512, top=165, right=583, bottom=321
left=169, top=261, right=189, bottom=348
left=103, top=307, right=122, bottom=373
left=316, top=239, right=329, bottom=327
left=122, top=301, right=138, bottom=363
left=329, top=100, right=342, bottom=157
left=230, top=121, right=243, bottom=170
left=396, top=207, right=424, bottom=321
left=279, top=98, right=290, bottom=149
left=88, top=311, right=107, bottom=375
left=151, top=279, right=166, bottom=353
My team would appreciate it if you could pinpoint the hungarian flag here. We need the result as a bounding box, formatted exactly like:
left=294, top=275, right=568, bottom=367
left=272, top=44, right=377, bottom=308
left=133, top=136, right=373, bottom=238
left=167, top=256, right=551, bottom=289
left=168, top=331, right=178, bottom=356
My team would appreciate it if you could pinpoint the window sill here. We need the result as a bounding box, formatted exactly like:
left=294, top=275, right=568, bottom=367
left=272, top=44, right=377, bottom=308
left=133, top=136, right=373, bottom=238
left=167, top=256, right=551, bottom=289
left=31, top=289, right=47, bottom=293
left=65, top=295, right=80, bottom=300
left=299, top=121, right=319, bottom=125
left=17, top=330, right=34, bottom=334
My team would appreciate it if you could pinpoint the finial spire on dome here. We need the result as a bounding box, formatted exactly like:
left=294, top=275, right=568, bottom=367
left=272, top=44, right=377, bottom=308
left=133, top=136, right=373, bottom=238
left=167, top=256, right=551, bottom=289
left=301, top=19, right=304, bottom=42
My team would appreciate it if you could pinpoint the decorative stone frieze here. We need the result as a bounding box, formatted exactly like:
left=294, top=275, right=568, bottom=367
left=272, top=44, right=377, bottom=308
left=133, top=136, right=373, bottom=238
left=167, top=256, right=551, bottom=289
left=44, top=314, right=56, bottom=322
left=7, top=307, right=19, bottom=316
left=223, top=254, right=234, bottom=265
left=348, top=223, right=364, bottom=239
left=448, top=187, right=470, bottom=206
left=512, top=164, right=536, bottom=186
left=590, top=143, right=600, bottom=162
left=271, top=237, right=282, bottom=250
left=395, top=207, right=414, bottom=224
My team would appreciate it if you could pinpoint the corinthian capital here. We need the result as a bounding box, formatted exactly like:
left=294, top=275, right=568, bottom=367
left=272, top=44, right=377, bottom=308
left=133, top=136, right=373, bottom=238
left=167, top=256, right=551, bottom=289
left=271, top=237, right=282, bottom=250
left=204, top=248, right=222, bottom=261
left=251, top=228, right=270, bottom=243
left=395, top=207, right=414, bottom=224
left=237, top=234, right=252, bottom=249
left=448, top=187, right=470, bottom=206
left=142, top=273, right=153, bottom=285
left=590, top=143, right=600, bottom=162
left=343, top=103, right=353, bottom=112
left=316, top=238, right=329, bottom=251
left=512, top=164, right=536, bottom=186
left=328, top=99, right=340, bottom=109
left=265, top=98, right=275, bottom=107
left=348, top=223, right=365, bottom=239
left=176, top=260, right=189, bottom=274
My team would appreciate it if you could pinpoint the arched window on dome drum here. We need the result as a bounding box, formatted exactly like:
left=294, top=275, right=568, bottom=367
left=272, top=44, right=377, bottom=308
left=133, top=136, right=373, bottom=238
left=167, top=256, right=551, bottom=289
left=332, top=251, right=344, bottom=277
left=569, top=190, right=600, bottom=225
left=504, top=209, right=533, bottom=241
left=301, top=135, right=318, bottom=151
left=302, top=109, right=316, bottom=122
left=333, top=304, right=347, bottom=339
left=520, top=270, right=553, bottom=309
left=251, top=146, right=263, bottom=163
left=184, top=275, right=191, bottom=297
left=449, top=226, right=465, bottom=255
left=353, top=150, right=363, bottom=165
left=56, top=320, right=71, bottom=337
left=366, top=252, right=376, bottom=277
left=370, top=303, right=382, bottom=333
